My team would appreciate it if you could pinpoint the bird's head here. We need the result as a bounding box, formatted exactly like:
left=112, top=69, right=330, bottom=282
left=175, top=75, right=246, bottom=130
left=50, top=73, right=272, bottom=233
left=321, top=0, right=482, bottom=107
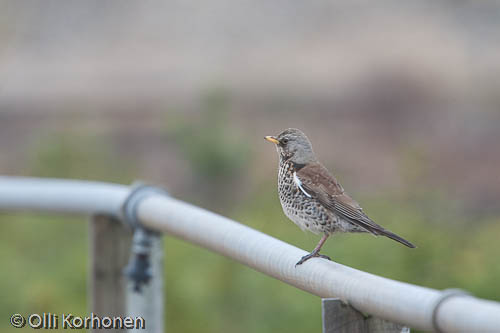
left=265, top=128, right=316, bottom=164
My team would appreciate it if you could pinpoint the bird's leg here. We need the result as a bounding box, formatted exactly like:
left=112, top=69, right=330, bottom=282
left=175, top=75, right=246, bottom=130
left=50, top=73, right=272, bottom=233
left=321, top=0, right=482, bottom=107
left=295, top=234, right=331, bottom=266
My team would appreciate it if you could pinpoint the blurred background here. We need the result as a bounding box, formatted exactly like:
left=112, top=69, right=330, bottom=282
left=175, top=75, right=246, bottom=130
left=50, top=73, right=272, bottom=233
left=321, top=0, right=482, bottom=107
left=1, top=0, right=500, bottom=332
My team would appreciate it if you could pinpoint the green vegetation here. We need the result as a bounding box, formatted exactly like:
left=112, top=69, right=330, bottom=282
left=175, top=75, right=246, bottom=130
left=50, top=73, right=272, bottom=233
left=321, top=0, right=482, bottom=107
left=1, top=128, right=499, bottom=333
left=28, top=132, right=135, bottom=183
left=167, top=89, right=251, bottom=182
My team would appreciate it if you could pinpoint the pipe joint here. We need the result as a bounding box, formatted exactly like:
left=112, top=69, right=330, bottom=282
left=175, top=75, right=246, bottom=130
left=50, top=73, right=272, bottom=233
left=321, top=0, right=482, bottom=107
left=122, top=183, right=167, bottom=292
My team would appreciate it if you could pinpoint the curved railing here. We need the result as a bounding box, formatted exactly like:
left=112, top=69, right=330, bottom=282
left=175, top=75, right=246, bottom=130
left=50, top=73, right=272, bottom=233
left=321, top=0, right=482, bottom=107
left=1, top=176, right=499, bottom=332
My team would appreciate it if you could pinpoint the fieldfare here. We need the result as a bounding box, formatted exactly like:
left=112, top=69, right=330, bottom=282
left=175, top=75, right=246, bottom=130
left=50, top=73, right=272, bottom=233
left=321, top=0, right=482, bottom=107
left=265, top=128, right=415, bottom=266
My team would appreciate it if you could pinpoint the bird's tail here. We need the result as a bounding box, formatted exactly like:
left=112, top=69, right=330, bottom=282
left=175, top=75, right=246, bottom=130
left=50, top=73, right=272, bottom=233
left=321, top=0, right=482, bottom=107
left=377, top=229, right=416, bottom=248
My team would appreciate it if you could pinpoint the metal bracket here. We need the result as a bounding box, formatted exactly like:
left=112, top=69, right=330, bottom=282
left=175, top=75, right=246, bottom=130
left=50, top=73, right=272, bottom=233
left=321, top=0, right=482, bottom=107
left=322, top=298, right=409, bottom=333
left=123, top=228, right=156, bottom=292
left=121, top=183, right=168, bottom=292
left=431, top=289, right=472, bottom=333
left=122, top=183, right=168, bottom=230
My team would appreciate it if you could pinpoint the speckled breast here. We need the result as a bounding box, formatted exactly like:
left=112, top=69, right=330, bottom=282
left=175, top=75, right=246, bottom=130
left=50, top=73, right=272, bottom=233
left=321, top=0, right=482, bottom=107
left=277, top=160, right=338, bottom=234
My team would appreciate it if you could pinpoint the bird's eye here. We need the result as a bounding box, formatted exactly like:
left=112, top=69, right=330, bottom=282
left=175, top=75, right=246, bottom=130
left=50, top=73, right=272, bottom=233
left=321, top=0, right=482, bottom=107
left=281, top=138, right=289, bottom=144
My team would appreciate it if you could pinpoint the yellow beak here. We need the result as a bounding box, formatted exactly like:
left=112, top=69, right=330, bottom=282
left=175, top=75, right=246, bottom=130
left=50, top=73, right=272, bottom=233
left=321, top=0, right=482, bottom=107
left=265, top=136, right=279, bottom=144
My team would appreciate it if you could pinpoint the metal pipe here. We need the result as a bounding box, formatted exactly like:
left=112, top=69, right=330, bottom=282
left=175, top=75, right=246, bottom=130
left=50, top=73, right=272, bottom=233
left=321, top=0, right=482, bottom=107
left=126, top=232, right=164, bottom=333
left=0, top=176, right=128, bottom=217
left=1, top=176, right=500, bottom=332
left=137, top=195, right=500, bottom=332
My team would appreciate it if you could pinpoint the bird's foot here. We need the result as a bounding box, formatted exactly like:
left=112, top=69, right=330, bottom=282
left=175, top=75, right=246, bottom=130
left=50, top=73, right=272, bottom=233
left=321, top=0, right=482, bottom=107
left=295, top=252, right=331, bottom=267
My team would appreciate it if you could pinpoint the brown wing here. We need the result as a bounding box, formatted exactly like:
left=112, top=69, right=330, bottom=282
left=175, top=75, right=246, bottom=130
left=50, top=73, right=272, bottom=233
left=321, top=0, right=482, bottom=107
left=296, top=163, right=415, bottom=248
left=296, top=163, right=378, bottom=233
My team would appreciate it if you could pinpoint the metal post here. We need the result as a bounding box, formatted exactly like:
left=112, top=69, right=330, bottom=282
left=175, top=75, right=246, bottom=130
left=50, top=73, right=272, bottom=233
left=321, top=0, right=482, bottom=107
left=121, top=184, right=168, bottom=333
left=322, top=298, right=409, bottom=333
left=89, top=214, right=132, bottom=332
left=125, top=232, right=164, bottom=332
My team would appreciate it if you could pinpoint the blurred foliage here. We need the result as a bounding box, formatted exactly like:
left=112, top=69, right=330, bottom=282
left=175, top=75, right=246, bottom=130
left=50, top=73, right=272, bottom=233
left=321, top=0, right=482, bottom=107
left=167, top=89, right=251, bottom=182
left=0, top=214, right=88, bottom=331
left=28, top=132, right=135, bottom=183
left=1, top=128, right=500, bottom=333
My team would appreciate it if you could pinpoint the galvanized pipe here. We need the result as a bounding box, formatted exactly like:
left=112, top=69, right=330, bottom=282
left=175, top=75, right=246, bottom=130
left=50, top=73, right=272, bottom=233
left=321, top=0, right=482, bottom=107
left=0, top=176, right=128, bottom=217
left=137, top=195, right=500, bottom=332
left=1, top=176, right=499, bottom=332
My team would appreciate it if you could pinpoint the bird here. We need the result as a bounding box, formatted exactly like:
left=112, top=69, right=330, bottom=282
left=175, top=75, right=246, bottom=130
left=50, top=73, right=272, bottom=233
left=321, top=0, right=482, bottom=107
left=265, top=128, right=415, bottom=266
